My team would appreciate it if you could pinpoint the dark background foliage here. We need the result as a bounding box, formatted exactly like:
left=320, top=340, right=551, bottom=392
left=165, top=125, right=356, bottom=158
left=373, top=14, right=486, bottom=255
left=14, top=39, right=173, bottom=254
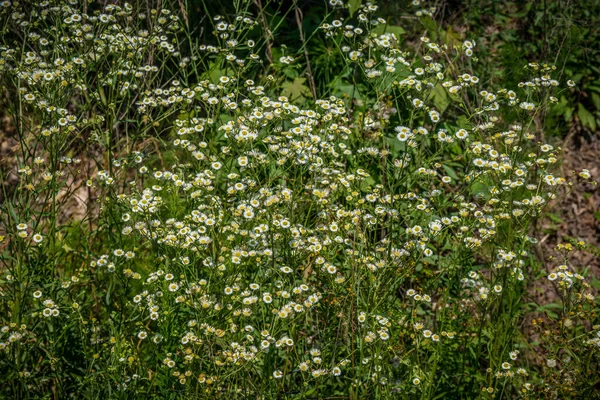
left=183, top=0, right=600, bottom=139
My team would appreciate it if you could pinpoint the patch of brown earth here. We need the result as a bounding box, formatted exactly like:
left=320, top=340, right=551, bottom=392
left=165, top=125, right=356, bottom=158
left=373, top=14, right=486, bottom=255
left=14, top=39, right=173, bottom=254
left=536, top=133, right=600, bottom=300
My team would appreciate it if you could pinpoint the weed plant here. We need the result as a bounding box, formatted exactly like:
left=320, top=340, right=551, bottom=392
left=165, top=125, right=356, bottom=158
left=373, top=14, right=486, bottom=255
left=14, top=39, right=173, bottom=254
left=0, top=0, right=598, bottom=398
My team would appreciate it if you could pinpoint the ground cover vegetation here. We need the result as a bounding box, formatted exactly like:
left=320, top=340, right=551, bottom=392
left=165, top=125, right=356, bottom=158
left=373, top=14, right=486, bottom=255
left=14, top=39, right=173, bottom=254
left=0, top=0, right=599, bottom=398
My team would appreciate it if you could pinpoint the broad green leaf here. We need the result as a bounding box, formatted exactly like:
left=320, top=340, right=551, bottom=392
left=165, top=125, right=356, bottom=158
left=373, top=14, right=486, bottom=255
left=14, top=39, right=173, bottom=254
left=281, top=77, right=311, bottom=102
left=333, top=83, right=361, bottom=99
left=591, top=92, right=600, bottom=110
left=588, top=85, right=600, bottom=94
left=577, top=103, right=596, bottom=130
left=360, top=176, right=375, bottom=191
left=471, top=181, right=488, bottom=195
left=420, top=16, right=438, bottom=41
left=456, top=115, right=473, bottom=130
left=431, top=83, right=450, bottom=112
left=348, top=0, right=362, bottom=17
left=373, top=24, right=406, bottom=38
left=329, top=75, right=363, bottom=100
left=442, top=164, right=459, bottom=180
left=442, top=25, right=461, bottom=47
left=283, top=67, right=299, bottom=79
left=206, top=61, right=227, bottom=84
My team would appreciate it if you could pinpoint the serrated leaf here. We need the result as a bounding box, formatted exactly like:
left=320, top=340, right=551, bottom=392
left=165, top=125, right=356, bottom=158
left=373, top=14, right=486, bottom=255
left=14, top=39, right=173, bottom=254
left=442, top=25, right=461, bottom=47
left=281, top=77, right=310, bottom=102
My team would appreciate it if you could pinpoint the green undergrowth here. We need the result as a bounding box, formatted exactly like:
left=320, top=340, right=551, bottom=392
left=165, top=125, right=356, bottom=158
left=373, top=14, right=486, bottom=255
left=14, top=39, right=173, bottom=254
left=0, top=0, right=598, bottom=399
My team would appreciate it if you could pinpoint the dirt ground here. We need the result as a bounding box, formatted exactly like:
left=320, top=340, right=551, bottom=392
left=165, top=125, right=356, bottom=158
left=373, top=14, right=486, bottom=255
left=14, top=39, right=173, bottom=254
left=533, top=131, right=600, bottom=304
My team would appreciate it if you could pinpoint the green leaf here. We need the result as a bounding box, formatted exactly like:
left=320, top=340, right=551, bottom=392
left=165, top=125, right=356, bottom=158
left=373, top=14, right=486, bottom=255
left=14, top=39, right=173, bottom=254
left=283, top=67, right=299, bottom=79
left=441, top=25, right=461, bottom=47
left=281, top=77, right=311, bottom=103
left=332, top=82, right=362, bottom=101
left=431, top=83, right=450, bottom=112
left=471, top=181, right=488, bottom=195
left=591, top=92, right=600, bottom=110
left=456, top=115, right=473, bottom=130
left=98, top=86, right=107, bottom=107
left=329, top=75, right=363, bottom=101
left=547, top=213, right=564, bottom=224
left=348, top=0, right=362, bottom=17
left=206, top=61, right=227, bottom=84
left=373, top=24, right=406, bottom=38
left=577, top=103, right=596, bottom=130
left=535, top=303, right=562, bottom=319
left=442, top=165, right=458, bottom=180
left=360, top=176, right=375, bottom=191
left=587, top=85, right=600, bottom=94
left=420, top=16, right=438, bottom=41
left=61, top=241, right=73, bottom=253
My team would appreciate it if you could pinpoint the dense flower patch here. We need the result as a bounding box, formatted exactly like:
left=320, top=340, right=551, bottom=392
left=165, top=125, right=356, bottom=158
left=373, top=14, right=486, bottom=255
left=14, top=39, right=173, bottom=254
left=0, top=0, right=597, bottom=398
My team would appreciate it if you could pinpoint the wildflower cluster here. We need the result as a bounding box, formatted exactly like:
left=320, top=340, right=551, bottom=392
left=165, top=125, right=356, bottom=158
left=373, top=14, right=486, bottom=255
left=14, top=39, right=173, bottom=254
left=0, top=0, right=597, bottom=398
